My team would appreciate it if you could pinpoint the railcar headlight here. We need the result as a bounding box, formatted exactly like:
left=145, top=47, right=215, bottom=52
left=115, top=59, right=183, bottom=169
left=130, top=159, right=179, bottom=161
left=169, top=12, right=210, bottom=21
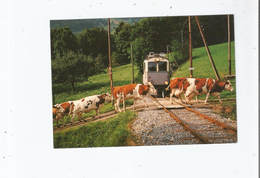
left=164, top=81, right=168, bottom=85
left=155, top=58, right=160, bottom=61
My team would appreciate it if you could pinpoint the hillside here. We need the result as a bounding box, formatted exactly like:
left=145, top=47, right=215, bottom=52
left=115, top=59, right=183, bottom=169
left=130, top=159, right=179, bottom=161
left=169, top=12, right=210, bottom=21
left=171, top=41, right=235, bottom=79
left=50, top=18, right=142, bottom=34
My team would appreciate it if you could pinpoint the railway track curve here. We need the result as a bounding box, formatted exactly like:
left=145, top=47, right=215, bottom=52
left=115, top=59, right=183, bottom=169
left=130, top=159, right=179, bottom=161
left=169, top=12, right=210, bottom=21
left=149, top=96, right=237, bottom=144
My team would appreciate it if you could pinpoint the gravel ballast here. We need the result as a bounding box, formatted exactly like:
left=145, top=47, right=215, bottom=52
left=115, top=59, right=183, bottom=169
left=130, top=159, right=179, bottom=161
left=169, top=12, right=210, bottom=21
left=131, top=107, right=237, bottom=146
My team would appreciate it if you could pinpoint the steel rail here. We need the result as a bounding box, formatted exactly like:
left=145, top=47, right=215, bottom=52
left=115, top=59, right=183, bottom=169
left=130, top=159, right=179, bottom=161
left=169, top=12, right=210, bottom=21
left=150, top=96, right=209, bottom=144
left=166, top=97, right=237, bottom=134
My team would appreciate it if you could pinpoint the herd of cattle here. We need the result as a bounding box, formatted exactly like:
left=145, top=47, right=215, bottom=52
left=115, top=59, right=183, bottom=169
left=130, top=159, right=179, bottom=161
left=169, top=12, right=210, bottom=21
left=53, top=77, right=234, bottom=127
left=166, top=77, right=234, bottom=104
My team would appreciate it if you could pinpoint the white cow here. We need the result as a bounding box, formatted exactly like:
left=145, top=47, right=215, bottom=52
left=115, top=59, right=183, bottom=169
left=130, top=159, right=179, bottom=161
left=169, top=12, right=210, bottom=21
left=68, top=93, right=113, bottom=125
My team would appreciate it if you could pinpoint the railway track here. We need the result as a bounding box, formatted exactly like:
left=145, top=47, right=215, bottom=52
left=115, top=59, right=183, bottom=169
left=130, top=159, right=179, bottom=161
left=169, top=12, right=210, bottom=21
left=150, top=96, right=237, bottom=144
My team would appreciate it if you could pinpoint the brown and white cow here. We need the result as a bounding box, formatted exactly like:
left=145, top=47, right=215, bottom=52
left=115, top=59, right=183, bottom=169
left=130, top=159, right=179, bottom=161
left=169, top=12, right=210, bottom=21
left=68, top=93, right=113, bottom=125
left=184, top=78, right=234, bottom=104
left=52, top=107, right=66, bottom=127
left=166, top=77, right=188, bottom=103
left=113, top=82, right=157, bottom=112
left=53, top=102, right=75, bottom=127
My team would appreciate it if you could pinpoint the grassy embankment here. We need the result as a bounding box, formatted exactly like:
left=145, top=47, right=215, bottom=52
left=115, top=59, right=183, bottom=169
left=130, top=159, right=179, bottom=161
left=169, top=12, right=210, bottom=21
left=169, top=41, right=236, bottom=120
left=54, top=110, right=138, bottom=148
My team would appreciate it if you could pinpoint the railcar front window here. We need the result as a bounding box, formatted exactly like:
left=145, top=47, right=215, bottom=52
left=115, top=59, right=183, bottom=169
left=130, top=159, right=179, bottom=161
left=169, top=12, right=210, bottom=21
left=148, top=62, right=157, bottom=71
left=158, top=61, right=167, bottom=71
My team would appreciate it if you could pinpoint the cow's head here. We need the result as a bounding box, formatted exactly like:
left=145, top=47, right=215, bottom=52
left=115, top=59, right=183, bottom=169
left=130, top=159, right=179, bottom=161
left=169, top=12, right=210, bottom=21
left=103, top=93, right=113, bottom=102
left=225, top=80, right=234, bottom=91
left=147, top=82, right=157, bottom=94
left=53, top=104, right=65, bottom=113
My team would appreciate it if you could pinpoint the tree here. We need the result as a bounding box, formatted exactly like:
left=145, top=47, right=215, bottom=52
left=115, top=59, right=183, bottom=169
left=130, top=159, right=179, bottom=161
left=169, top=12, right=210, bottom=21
left=131, top=17, right=172, bottom=53
left=169, top=39, right=189, bottom=63
left=93, top=54, right=105, bottom=74
left=111, top=51, right=122, bottom=67
left=51, top=27, right=78, bottom=60
left=131, top=37, right=153, bottom=71
left=114, top=23, right=132, bottom=64
left=78, top=27, right=108, bottom=66
left=52, top=51, right=93, bottom=92
left=114, top=21, right=125, bottom=35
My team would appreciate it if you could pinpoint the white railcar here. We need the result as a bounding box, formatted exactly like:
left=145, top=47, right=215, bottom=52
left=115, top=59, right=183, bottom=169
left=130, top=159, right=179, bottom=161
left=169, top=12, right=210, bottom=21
left=143, top=52, right=170, bottom=97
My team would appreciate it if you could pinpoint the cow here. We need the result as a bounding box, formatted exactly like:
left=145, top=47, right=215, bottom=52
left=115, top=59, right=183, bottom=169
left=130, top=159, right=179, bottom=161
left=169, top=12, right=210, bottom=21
left=113, top=82, right=157, bottom=112
left=166, top=77, right=188, bottom=103
left=183, top=78, right=234, bottom=105
left=68, top=93, right=113, bottom=125
left=52, top=107, right=66, bottom=127
left=53, top=102, right=75, bottom=127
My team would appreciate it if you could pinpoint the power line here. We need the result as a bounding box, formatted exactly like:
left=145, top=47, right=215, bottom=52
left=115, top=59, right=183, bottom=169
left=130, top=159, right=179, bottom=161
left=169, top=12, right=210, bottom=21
left=202, top=16, right=227, bottom=29
left=200, top=16, right=219, bottom=27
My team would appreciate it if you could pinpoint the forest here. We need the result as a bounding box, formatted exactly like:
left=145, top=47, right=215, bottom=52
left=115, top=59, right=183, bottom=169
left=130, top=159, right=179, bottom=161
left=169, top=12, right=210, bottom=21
left=51, top=15, right=234, bottom=91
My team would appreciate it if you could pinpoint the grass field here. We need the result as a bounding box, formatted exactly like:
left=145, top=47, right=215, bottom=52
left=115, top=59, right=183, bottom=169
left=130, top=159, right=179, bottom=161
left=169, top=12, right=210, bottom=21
left=53, top=41, right=236, bottom=148
left=53, top=63, right=140, bottom=104
left=171, top=41, right=235, bottom=79
left=54, top=110, right=138, bottom=148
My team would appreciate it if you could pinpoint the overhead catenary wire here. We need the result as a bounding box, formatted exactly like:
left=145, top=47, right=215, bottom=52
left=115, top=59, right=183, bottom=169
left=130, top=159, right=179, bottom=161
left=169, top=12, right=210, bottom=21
left=200, top=16, right=227, bottom=29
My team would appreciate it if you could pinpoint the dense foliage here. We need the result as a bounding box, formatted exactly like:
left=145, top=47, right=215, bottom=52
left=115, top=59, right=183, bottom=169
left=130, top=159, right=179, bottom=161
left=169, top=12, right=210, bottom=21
left=78, top=27, right=108, bottom=63
left=50, top=27, right=78, bottom=60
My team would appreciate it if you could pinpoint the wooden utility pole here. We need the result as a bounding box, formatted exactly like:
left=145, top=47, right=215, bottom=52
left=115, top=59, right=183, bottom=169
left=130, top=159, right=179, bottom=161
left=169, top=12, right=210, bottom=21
left=195, top=16, right=220, bottom=80
left=228, top=15, right=231, bottom=75
left=131, top=43, right=134, bottom=84
left=189, top=16, right=193, bottom=77
left=107, top=19, right=114, bottom=103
